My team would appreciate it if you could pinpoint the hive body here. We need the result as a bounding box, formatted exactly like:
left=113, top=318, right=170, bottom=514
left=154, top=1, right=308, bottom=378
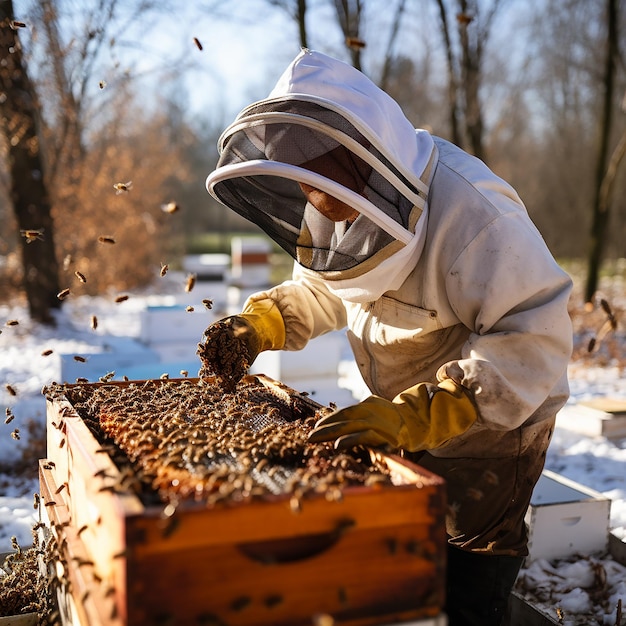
left=42, top=375, right=446, bottom=626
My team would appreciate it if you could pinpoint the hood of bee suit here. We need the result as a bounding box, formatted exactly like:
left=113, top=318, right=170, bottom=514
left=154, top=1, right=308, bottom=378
left=206, top=48, right=437, bottom=303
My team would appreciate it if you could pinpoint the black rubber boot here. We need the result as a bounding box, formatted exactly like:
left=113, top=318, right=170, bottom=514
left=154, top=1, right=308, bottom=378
left=445, top=545, right=523, bottom=626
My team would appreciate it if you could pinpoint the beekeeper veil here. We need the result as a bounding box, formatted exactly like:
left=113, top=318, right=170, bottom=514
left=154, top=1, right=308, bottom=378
left=206, top=49, right=437, bottom=302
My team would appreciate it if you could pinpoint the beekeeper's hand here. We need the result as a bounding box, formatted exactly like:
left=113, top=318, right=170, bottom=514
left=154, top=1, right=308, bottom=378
left=308, top=379, right=477, bottom=451
left=234, top=298, right=286, bottom=363
left=198, top=298, right=285, bottom=382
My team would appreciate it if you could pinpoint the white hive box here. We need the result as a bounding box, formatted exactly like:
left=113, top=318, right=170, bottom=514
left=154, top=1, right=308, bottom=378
left=525, top=469, right=611, bottom=562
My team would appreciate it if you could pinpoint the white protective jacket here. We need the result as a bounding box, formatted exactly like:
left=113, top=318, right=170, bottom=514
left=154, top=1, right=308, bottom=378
left=209, top=50, right=574, bottom=459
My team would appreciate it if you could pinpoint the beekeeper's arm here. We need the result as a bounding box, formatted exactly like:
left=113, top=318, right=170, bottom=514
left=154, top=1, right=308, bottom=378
left=201, top=263, right=346, bottom=369
left=310, top=213, right=573, bottom=451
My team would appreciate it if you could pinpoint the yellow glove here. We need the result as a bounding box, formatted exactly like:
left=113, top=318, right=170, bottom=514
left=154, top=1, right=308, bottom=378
left=238, top=298, right=286, bottom=359
left=308, top=379, right=478, bottom=451
left=197, top=298, right=285, bottom=387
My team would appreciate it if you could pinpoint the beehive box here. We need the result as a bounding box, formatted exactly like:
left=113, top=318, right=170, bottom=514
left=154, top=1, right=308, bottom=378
left=42, top=375, right=447, bottom=626
left=525, top=469, right=611, bottom=563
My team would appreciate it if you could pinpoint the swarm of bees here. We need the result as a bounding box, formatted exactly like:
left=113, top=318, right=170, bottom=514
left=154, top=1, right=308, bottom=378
left=0, top=532, right=59, bottom=622
left=45, top=377, right=392, bottom=508
left=197, top=318, right=251, bottom=392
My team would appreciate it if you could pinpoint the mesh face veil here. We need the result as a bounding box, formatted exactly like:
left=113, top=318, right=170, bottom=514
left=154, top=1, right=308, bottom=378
left=206, top=50, right=436, bottom=296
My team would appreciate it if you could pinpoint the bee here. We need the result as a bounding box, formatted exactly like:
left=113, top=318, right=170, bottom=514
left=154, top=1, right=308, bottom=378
left=33, top=493, right=40, bottom=509
left=99, top=80, right=107, bottom=89
left=193, top=37, right=203, bottom=51
left=202, top=298, right=213, bottom=310
left=161, top=201, right=180, bottom=214
left=76, top=377, right=89, bottom=383
left=5, top=319, right=19, bottom=326
left=41, top=349, right=54, bottom=357
left=98, top=235, right=116, bottom=244
left=5, top=408, right=15, bottom=424
left=10, top=20, right=27, bottom=29
left=57, top=288, right=71, bottom=300
left=5, top=384, right=17, bottom=396
left=186, top=306, right=195, bottom=312
left=73, top=355, right=87, bottom=362
left=345, top=36, right=366, bottom=50
left=11, top=429, right=20, bottom=440
left=185, top=273, right=196, bottom=293
left=180, top=370, right=188, bottom=377
left=160, top=263, right=169, bottom=277
left=115, top=294, right=129, bottom=303
left=113, top=181, right=132, bottom=194
left=90, top=315, right=98, bottom=330
left=74, top=270, right=87, bottom=283
left=20, top=228, right=44, bottom=243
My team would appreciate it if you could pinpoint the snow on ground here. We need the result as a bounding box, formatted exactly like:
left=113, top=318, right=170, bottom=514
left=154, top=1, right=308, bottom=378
left=1, top=272, right=625, bottom=624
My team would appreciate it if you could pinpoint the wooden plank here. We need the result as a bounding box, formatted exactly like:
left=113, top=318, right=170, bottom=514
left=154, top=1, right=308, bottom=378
left=39, top=461, right=125, bottom=626
left=504, top=592, right=558, bottom=626
left=126, top=523, right=443, bottom=625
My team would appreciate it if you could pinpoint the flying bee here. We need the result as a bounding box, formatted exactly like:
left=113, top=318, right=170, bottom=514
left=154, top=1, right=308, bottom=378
left=5, top=408, right=14, bottom=424
left=73, top=355, right=87, bottom=363
left=41, top=349, right=53, bottom=357
left=186, top=306, right=194, bottom=312
left=456, top=12, right=474, bottom=25
left=10, top=20, right=27, bottom=29
left=20, top=228, right=44, bottom=243
left=160, top=263, right=168, bottom=277
left=74, top=270, right=87, bottom=283
left=115, top=295, right=129, bottom=303
left=98, top=235, right=116, bottom=244
left=345, top=36, right=366, bottom=50
left=11, top=429, right=20, bottom=440
left=185, top=273, right=196, bottom=293
left=5, top=384, right=17, bottom=396
left=161, top=201, right=180, bottom=214
left=57, top=288, right=71, bottom=300
left=6, top=319, right=19, bottom=326
left=193, top=36, right=203, bottom=50
left=99, top=80, right=107, bottom=89
left=63, top=253, right=73, bottom=270
left=202, top=298, right=213, bottom=310
left=113, top=180, right=132, bottom=194
left=90, top=315, right=98, bottom=330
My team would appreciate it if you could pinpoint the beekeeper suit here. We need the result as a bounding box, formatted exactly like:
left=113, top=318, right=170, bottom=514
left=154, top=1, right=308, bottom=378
left=203, top=49, right=573, bottom=626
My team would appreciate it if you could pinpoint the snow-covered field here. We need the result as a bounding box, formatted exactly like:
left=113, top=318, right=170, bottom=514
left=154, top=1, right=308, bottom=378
left=1, top=269, right=625, bottom=625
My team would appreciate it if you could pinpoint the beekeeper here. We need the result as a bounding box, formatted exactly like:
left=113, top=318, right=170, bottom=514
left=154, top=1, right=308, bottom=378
left=202, top=48, right=573, bottom=626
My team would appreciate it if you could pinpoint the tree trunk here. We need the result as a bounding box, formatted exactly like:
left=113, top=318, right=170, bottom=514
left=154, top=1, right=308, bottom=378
left=297, top=0, right=307, bottom=48
left=585, top=0, right=618, bottom=304
left=0, top=1, right=61, bottom=323
left=435, top=0, right=462, bottom=147
left=457, top=0, right=485, bottom=161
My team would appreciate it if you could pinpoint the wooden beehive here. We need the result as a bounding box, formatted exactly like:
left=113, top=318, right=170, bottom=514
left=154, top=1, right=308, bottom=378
left=41, top=376, right=446, bottom=626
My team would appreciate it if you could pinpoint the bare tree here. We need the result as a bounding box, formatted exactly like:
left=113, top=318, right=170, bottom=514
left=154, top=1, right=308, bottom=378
left=333, top=0, right=364, bottom=71
left=0, top=0, right=61, bottom=323
left=585, top=0, right=620, bottom=303
left=433, top=0, right=506, bottom=160
left=268, top=0, right=309, bottom=48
